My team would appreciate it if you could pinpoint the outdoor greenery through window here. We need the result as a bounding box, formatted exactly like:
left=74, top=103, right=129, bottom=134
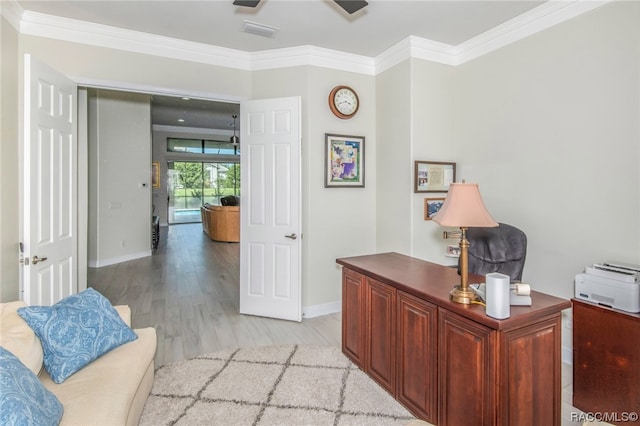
left=168, top=162, right=240, bottom=220
left=166, top=138, right=240, bottom=224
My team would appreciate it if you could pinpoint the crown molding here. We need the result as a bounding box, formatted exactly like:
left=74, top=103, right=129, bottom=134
left=454, top=0, right=615, bottom=65
left=18, top=10, right=253, bottom=70
left=8, top=0, right=612, bottom=75
left=250, top=45, right=375, bottom=75
left=376, top=36, right=457, bottom=74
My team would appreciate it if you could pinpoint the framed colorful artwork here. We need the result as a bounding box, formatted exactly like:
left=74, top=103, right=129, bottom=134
left=324, top=134, right=365, bottom=188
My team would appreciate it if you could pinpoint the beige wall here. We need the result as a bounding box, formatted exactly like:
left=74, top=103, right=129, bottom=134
left=0, top=15, right=20, bottom=301
left=406, top=1, right=640, bottom=302
left=375, top=61, right=413, bottom=255
left=87, top=89, right=152, bottom=266
left=19, top=35, right=252, bottom=101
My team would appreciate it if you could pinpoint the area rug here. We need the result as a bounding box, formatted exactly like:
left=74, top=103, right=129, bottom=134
left=139, top=344, right=418, bottom=426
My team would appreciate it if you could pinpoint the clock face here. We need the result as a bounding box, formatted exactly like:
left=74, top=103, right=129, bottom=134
left=329, top=86, right=359, bottom=119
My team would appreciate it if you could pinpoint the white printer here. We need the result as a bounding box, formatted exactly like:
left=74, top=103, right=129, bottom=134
left=575, top=261, right=640, bottom=313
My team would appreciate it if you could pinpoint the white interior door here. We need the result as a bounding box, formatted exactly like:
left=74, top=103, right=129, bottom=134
left=21, top=54, right=78, bottom=305
left=239, top=97, right=301, bottom=322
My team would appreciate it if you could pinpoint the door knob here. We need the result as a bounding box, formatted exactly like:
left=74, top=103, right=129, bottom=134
left=284, top=233, right=297, bottom=240
left=32, top=256, right=48, bottom=265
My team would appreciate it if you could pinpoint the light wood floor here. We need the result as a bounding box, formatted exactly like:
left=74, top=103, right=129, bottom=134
left=88, top=223, right=341, bottom=367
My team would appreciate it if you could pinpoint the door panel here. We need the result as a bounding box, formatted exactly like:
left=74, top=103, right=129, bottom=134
left=22, top=54, right=77, bottom=305
left=240, top=97, right=301, bottom=322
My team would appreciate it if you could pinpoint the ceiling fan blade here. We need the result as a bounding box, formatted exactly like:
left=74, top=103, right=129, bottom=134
left=233, top=0, right=261, bottom=7
left=334, top=0, right=368, bottom=14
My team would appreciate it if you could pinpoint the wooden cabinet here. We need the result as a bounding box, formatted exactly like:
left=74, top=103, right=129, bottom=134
left=365, top=278, right=396, bottom=393
left=338, top=252, right=571, bottom=426
left=438, top=308, right=496, bottom=426
left=341, top=268, right=365, bottom=367
left=572, top=299, right=640, bottom=425
left=397, top=292, right=438, bottom=423
left=341, top=269, right=396, bottom=392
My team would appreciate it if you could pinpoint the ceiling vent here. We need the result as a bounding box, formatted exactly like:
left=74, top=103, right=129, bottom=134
left=242, top=20, right=279, bottom=38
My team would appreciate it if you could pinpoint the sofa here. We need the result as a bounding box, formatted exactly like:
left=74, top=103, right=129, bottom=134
left=0, top=295, right=156, bottom=425
left=201, top=203, right=240, bottom=242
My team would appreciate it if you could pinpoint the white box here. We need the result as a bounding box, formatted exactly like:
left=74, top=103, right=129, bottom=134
left=575, top=273, right=640, bottom=313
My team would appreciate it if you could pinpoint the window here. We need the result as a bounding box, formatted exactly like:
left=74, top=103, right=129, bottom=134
left=168, top=138, right=238, bottom=155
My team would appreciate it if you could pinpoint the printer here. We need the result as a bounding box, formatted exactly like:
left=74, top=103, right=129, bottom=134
left=575, top=261, right=640, bottom=313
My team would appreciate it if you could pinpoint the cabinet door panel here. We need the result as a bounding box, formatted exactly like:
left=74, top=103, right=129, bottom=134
left=397, top=291, right=437, bottom=422
left=366, top=278, right=396, bottom=392
left=439, top=308, right=496, bottom=426
left=502, top=317, right=561, bottom=426
left=573, top=301, right=640, bottom=424
left=342, top=268, right=365, bottom=366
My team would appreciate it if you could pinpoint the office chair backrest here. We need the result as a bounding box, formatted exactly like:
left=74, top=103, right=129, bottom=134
left=462, top=223, right=527, bottom=282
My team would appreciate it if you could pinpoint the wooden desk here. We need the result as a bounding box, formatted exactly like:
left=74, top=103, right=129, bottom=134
left=337, top=252, right=571, bottom=426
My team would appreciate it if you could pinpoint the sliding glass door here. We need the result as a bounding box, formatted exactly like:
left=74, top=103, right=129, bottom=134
left=167, top=161, right=240, bottom=224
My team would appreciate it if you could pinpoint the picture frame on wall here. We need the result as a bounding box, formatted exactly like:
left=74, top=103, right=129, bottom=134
left=152, top=162, right=160, bottom=188
left=414, top=161, right=456, bottom=193
left=324, top=133, right=365, bottom=188
left=424, top=197, right=446, bottom=220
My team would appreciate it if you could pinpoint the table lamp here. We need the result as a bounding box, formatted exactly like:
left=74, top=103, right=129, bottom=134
left=432, top=182, right=498, bottom=304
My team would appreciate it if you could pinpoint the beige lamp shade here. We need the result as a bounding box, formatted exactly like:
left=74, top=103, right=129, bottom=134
left=432, top=182, right=498, bottom=228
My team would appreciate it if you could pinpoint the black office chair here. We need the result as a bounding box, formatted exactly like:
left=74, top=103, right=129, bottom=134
left=460, top=223, right=527, bottom=282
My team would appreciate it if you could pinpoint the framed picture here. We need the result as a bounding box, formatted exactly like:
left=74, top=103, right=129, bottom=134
left=152, top=161, right=160, bottom=188
left=424, top=197, right=445, bottom=221
left=325, top=133, right=365, bottom=188
left=414, top=161, right=456, bottom=193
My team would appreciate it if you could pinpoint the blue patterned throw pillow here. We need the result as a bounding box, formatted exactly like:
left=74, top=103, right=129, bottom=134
left=17, top=288, right=138, bottom=384
left=0, top=346, right=63, bottom=426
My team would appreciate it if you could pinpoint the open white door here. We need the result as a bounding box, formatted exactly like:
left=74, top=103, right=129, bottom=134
left=239, top=97, right=301, bottom=322
left=21, top=54, right=78, bottom=305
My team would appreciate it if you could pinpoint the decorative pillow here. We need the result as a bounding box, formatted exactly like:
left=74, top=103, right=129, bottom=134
left=17, top=288, right=138, bottom=384
left=0, top=346, right=63, bottom=426
left=0, top=301, right=44, bottom=375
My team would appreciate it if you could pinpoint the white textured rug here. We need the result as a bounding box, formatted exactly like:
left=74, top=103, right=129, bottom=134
left=139, top=344, right=416, bottom=426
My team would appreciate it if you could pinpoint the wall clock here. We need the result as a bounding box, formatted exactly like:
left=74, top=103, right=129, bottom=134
left=328, top=85, right=359, bottom=119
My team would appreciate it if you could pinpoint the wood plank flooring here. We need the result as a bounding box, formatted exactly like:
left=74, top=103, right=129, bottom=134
left=88, top=223, right=341, bottom=367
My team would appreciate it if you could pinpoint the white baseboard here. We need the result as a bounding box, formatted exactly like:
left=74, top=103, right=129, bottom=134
left=88, top=250, right=151, bottom=268
left=303, top=300, right=341, bottom=319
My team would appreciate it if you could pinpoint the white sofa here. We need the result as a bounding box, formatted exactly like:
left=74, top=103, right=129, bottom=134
left=0, top=300, right=157, bottom=426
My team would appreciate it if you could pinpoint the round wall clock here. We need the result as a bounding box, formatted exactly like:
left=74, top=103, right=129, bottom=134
left=328, top=85, right=359, bottom=119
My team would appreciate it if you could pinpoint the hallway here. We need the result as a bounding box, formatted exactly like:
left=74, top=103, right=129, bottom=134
left=89, top=223, right=341, bottom=367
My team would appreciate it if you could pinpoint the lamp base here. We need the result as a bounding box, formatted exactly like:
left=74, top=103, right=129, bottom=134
left=449, top=285, right=477, bottom=304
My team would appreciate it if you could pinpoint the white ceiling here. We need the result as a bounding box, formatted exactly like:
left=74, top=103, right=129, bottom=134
left=15, top=0, right=546, bottom=57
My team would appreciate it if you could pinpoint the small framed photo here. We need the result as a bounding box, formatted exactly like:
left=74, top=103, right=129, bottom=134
left=152, top=161, right=160, bottom=188
left=424, top=197, right=445, bottom=220
left=446, top=244, right=461, bottom=258
left=414, top=161, right=456, bottom=193
left=325, top=133, right=365, bottom=188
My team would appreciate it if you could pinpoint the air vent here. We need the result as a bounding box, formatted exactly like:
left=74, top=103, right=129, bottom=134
left=242, top=20, right=279, bottom=38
